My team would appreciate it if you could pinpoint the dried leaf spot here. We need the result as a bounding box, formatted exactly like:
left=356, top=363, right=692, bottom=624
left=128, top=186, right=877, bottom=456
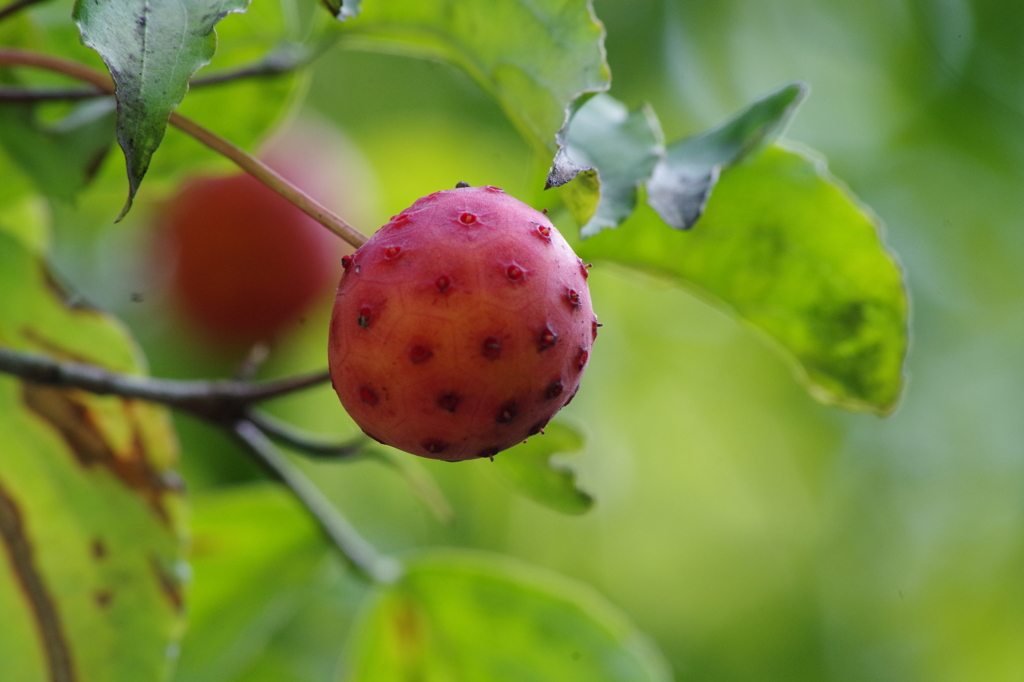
left=482, top=337, right=502, bottom=360
left=422, top=439, right=448, bottom=454
left=544, top=380, right=564, bottom=400
left=496, top=401, right=519, bottom=424
left=538, top=325, right=557, bottom=351
left=409, top=345, right=433, bottom=364
left=437, top=393, right=460, bottom=413
left=95, top=590, right=113, bottom=608
left=358, top=306, right=372, bottom=328
left=359, top=387, right=379, bottom=405
left=91, top=538, right=107, bottom=560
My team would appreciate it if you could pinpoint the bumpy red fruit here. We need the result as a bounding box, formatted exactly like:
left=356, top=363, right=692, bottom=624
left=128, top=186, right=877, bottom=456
left=328, top=185, right=597, bottom=461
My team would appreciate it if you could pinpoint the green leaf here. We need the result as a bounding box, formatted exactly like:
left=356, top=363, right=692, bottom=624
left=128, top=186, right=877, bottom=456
left=546, top=94, right=664, bottom=237
left=494, top=421, right=593, bottom=515
left=647, top=82, right=807, bottom=230
left=578, top=144, right=908, bottom=414
left=172, top=484, right=362, bottom=682
left=0, top=232, right=187, bottom=682
left=320, top=0, right=361, bottom=21
left=341, top=0, right=610, bottom=153
left=344, top=550, right=671, bottom=682
left=0, top=98, right=116, bottom=203
left=73, top=0, right=250, bottom=218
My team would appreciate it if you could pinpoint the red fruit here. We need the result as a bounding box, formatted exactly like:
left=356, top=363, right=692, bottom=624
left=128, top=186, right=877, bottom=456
left=158, top=120, right=362, bottom=349
left=328, top=185, right=597, bottom=461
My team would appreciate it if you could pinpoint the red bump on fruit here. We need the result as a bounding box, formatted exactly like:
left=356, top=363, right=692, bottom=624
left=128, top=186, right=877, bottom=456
left=459, top=212, right=477, bottom=225
left=544, top=380, right=564, bottom=399
left=409, top=345, right=433, bottom=363
left=506, top=264, right=525, bottom=281
left=437, top=393, right=460, bottom=413
left=384, top=246, right=402, bottom=259
left=591, top=319, right=600, bottom=339
left=328, top=185, right=597, bottom=461
left=538, top=325, right=557, bottom=351
left=577, top=348, right=590, bottom=372
left=358, top=306, right=372, bottom=328
left=422, top=440, right=448, bottom=455
left=482, top=337, right=502, bottom=359
left=495, top=401, right=518, bottom=424
left=341, top=255, right=353, bottom=270
left=359, top=387, right=379, bottom=405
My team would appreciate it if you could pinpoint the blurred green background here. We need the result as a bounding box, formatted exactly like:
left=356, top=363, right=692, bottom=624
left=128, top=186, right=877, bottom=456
left=41, top=0, right=1024, bottom=680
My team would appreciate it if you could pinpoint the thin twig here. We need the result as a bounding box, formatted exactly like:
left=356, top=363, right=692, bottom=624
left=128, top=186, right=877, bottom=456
left=248, top=409, right=366, bottom=459
left=0, top=347, right=329, bottom=421
left=0, top=0, right=46, bottom=22
left=0, top=48, right=308, bottom=102
left=0, top=47, right=368, bottom=248
left=233, top=420, right=401, bottom=584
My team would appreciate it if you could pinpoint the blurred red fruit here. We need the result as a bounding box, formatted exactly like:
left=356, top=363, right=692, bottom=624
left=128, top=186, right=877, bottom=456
left=158, top=120, right=368, bottom=348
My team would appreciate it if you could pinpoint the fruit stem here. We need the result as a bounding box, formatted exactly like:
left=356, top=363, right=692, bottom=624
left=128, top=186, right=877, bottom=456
left=0, top=47, right=369, bottom=248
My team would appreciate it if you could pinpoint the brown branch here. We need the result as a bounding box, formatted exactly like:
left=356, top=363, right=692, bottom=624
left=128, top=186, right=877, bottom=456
left=0, top=47, right=368, bottom=249
left=0, top=47, right=309, bottom=102
left=0, top=346, right=328, bottom=423
left=233, top=421, right=401, bottom=584
left=247, top=409, right=366, bottom=459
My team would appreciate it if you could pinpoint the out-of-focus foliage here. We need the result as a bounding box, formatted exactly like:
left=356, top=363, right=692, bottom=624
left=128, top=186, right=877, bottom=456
left=171, top=484, right=361, bottom=682
left=0, top=98, right=116, bottom=203
left=344, top=550, right=672, bottom=682
left=0, top=232, right=186, bottom=682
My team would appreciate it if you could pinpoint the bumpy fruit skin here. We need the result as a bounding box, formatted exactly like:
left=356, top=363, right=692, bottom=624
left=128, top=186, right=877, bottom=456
left=328, top=185, right=597, bottom=461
